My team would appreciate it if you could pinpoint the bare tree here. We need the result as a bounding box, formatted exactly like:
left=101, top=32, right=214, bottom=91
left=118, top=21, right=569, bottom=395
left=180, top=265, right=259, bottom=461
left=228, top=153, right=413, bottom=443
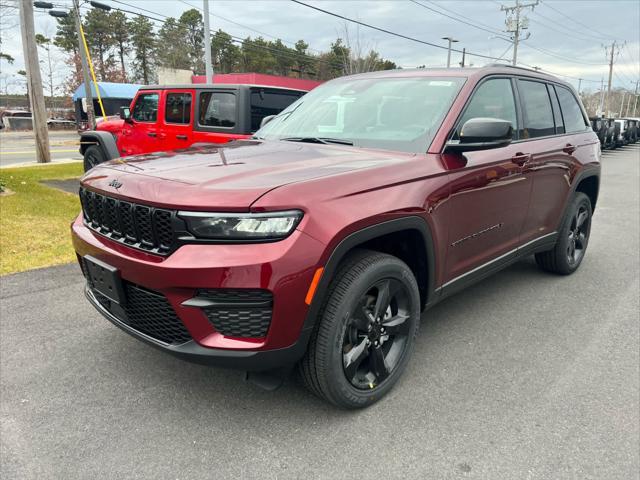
left=336, top=23, right=396, bottom=75
left=339, top=23, right=380, bottom=75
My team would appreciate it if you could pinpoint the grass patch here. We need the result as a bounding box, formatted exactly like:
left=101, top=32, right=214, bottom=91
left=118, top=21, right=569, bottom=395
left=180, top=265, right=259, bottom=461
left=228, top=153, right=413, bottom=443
left=0, top=163, right=83, bottom=275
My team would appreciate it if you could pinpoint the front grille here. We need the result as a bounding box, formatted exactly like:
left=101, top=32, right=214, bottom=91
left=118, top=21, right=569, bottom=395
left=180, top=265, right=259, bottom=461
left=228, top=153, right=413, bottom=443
left=79, top=188, right=177, bottom=254
left=198, top=289, right=273, bottom=338
left=81, top=258, right=192, bottom=345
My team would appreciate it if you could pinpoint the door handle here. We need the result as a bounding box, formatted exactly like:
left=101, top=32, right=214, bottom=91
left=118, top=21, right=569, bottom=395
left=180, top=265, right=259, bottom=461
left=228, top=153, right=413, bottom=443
left=511, top=152, right=531, bottom=166
left=176, top=134, right=188, bottom=140
left=147, top=132, right=157, bottom=137
left=562, top=143, right=577, bottom=154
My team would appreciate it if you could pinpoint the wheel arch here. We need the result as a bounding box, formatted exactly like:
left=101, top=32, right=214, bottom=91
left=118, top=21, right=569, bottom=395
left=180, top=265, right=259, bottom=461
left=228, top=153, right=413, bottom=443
left=300, top=216, right=437, bottom=344
left=575, top=174, right=599, bottom=212
left=79, top=131, right=120, bottom=160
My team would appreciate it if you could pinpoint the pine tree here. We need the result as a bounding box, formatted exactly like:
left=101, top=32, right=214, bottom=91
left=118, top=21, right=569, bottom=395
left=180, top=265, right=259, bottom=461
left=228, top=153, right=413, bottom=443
left=129, top=15, right=156, bottom=84
left=111, top=11, right=130, bottom=81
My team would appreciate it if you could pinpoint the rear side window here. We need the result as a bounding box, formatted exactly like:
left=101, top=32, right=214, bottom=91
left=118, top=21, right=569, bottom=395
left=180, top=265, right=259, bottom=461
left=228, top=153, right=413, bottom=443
left=199, top=92, right=236, bottom=128
left=132, top=93, right=159, bottom=123
left=548, top=85, right=565, bottom=134
left=556, top=86, right=587, bottom=133
left=457, top=78, right=517, bottom=139
left=165, top=93, right=192, bottom=124
left=250, top=89, right=303, bottom=132
left=518, top=80, right=555, bottom=138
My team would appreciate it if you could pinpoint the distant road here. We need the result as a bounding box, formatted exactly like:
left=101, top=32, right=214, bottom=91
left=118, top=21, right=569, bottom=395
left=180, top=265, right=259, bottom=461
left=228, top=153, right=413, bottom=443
left=0, top=130, right=83, bottom=167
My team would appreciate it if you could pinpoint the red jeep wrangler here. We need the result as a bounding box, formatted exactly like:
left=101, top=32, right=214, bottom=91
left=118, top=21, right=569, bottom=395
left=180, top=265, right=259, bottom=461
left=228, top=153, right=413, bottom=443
left=80, top=84, right=307, bottom=171
left=73, top=66, right=600, bottom=408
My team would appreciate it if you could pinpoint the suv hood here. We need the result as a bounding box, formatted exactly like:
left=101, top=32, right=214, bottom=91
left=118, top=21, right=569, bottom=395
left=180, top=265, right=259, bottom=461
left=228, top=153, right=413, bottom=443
left=81, top=140, right=416, bottom=210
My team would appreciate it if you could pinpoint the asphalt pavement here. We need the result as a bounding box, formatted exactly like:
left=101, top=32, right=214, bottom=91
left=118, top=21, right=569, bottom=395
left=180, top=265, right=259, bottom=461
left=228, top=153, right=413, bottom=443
left=0, top=130, right=83, bottom=167
left=1, top=145, right=638, bottom=479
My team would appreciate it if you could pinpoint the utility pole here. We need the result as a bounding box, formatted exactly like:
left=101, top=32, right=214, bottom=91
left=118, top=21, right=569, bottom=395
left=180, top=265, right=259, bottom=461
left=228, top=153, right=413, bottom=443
left=604, top=41, right=621, bottom=117
left=501, top=0, right=538, bottom=66
left=631, top=80, right=639, bottom=117
left=203, top=0, right=213, bottom=82
left=624, top=92, right=632, bottom=117
left=18, top=0, right=50, bottom=163
left=577, top=78, right=582, bottom=94
left=442, top=36, right=458, bottom=68
left=459, top=48, right=466, bottom=68
left=619, top=91, right=626, bottom=118
left=598, top=77, right=605, bottom=116
left=72, top=0, right=95, bottom=129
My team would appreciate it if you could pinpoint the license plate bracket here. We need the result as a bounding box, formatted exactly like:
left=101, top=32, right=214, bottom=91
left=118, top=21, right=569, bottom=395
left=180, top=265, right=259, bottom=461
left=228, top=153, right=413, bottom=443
left=84, top=255, right=126, bottom=305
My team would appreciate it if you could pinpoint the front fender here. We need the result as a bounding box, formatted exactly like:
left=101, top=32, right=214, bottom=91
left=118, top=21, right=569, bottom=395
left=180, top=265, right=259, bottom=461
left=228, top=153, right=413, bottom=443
left=80, top=131, right=120, bottom=160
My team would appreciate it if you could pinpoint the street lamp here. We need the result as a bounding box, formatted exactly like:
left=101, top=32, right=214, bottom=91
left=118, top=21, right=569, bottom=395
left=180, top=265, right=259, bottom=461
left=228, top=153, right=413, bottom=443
left=442, top=36, right=458, bottom=68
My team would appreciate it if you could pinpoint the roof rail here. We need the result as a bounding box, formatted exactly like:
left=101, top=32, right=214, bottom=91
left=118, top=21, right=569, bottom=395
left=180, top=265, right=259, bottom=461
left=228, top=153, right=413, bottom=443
left=485, top=63, right=550, bottom=74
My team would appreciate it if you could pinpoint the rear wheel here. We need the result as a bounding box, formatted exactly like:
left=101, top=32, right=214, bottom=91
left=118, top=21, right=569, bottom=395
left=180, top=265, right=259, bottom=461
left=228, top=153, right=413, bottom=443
left=299, top=250, right=420, bottom=409
left=535, top=192, right=592, bottom=275
left=83, top=145, right=106, bottom=172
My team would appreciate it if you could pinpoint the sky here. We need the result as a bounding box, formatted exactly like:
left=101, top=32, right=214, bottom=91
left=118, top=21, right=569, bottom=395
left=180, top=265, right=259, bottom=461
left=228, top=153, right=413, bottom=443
left=1, top=0, right=639, bottom=95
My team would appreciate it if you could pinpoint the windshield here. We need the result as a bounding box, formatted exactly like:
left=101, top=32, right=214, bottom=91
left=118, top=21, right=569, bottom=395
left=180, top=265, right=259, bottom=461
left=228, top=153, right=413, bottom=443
left=255, top=76, right=465, bottom=153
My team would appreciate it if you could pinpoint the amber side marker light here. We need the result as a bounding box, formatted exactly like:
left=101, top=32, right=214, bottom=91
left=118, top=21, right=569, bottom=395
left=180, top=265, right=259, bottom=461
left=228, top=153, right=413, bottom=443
left=305, top=267, right=324, bottom=305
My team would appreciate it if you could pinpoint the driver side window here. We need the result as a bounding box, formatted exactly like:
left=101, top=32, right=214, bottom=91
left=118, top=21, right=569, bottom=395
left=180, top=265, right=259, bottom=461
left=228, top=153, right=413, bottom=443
left=132, top=93, right=159, bottom=123
left=456, top=78, right=517, bottom=139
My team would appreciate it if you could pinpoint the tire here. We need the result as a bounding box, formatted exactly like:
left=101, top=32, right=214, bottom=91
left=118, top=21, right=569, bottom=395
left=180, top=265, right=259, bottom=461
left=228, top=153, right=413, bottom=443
left=83, top=145, right=106, bottom=172
left=298, top=249, right=420, bottom=409
left=535, top=192, right=592, bottom=275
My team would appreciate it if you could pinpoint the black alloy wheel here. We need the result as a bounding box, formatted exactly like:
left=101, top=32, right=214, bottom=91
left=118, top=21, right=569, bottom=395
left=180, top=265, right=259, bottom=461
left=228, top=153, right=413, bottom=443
left=535, top=192, right=592, bottom=275
left=342, top=278, right=412, bottom=390
left=299, top=250, right=420, bottom=409
left=566, top=204, right=590, bottom=267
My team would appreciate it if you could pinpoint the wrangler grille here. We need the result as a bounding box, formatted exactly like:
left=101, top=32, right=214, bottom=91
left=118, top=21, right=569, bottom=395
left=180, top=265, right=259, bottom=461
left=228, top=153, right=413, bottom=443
left=79, top=188, right=176, bottom=254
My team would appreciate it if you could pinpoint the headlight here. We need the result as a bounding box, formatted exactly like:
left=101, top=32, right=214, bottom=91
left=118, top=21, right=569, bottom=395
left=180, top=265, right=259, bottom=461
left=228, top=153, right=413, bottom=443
left=178, top=210, right=303, bottom=240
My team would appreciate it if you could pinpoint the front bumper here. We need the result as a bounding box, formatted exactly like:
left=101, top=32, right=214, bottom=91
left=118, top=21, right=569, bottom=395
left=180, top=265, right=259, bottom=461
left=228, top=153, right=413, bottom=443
left=85, top=286, right=308, bottom=370
left=72, top=215, right=326, bottom=370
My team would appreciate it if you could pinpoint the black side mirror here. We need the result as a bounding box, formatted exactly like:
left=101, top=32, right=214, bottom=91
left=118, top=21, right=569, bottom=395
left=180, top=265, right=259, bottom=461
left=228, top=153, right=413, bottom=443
left=260, top=114, right=276, bottom=129
left=120, top=106, right=132, bottom=123
left=446, top=117, right=513, bottom=152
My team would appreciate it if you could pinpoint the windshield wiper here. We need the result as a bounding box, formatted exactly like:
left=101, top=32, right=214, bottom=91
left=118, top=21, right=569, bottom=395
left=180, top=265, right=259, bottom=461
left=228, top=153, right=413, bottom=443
left=281, top=137, right=354, bottom=146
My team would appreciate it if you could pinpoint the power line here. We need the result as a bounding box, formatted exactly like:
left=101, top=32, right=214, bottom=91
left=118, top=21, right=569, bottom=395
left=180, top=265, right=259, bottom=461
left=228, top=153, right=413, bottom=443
left=542, top=1, right=618, bottom=42
left=414, top=0, right=605, bottom=67
left=521, top=42, right=604, bottom=66
left=423, top=0, right=507, bottom=36
left=290, top=0, right=507, bottom=62
left=178, top=0, right=323, bottom=54
left=103, top=1, right=347, bottom=72
left=409, top=0, right=507, bottom=39
left=529, top=9, right=607, bottom=44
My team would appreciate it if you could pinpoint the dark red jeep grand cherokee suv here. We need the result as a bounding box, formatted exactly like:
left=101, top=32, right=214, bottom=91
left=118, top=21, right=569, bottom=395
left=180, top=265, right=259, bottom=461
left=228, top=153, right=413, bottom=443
left=72, top=65, right=600, bottom=408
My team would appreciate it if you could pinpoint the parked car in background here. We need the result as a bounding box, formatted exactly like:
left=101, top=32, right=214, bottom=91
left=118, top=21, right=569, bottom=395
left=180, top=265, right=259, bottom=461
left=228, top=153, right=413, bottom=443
left=80, top=84, right=308, bottom=171
left=625, top=118, right=639, bottom=143
left=612, top=119, right=623, bottom=147
left=72, top=65, right=600, bottom=408
left=602, top=118, right=617, bottom=149
left=590, top=117, right=608, bottom=148
left=0, top=109, right=32, bottom=130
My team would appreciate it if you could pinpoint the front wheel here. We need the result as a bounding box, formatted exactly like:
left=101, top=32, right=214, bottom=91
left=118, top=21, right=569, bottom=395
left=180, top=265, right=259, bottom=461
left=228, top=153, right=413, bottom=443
left=83, top=145, right=106, bottom=172
left=299, top=250, right=420, bottom=409
left=535, top=192, right=592, bottom=275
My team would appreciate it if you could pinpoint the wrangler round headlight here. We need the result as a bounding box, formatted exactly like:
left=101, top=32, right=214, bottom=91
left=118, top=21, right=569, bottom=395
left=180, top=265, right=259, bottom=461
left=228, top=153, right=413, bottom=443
left=178, top=210, right=303, bottom=241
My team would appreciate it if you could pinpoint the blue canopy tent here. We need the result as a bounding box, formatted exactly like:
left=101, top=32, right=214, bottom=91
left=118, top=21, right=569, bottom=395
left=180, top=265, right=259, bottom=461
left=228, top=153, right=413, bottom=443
left=72, top=82, right=142, bottom=128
